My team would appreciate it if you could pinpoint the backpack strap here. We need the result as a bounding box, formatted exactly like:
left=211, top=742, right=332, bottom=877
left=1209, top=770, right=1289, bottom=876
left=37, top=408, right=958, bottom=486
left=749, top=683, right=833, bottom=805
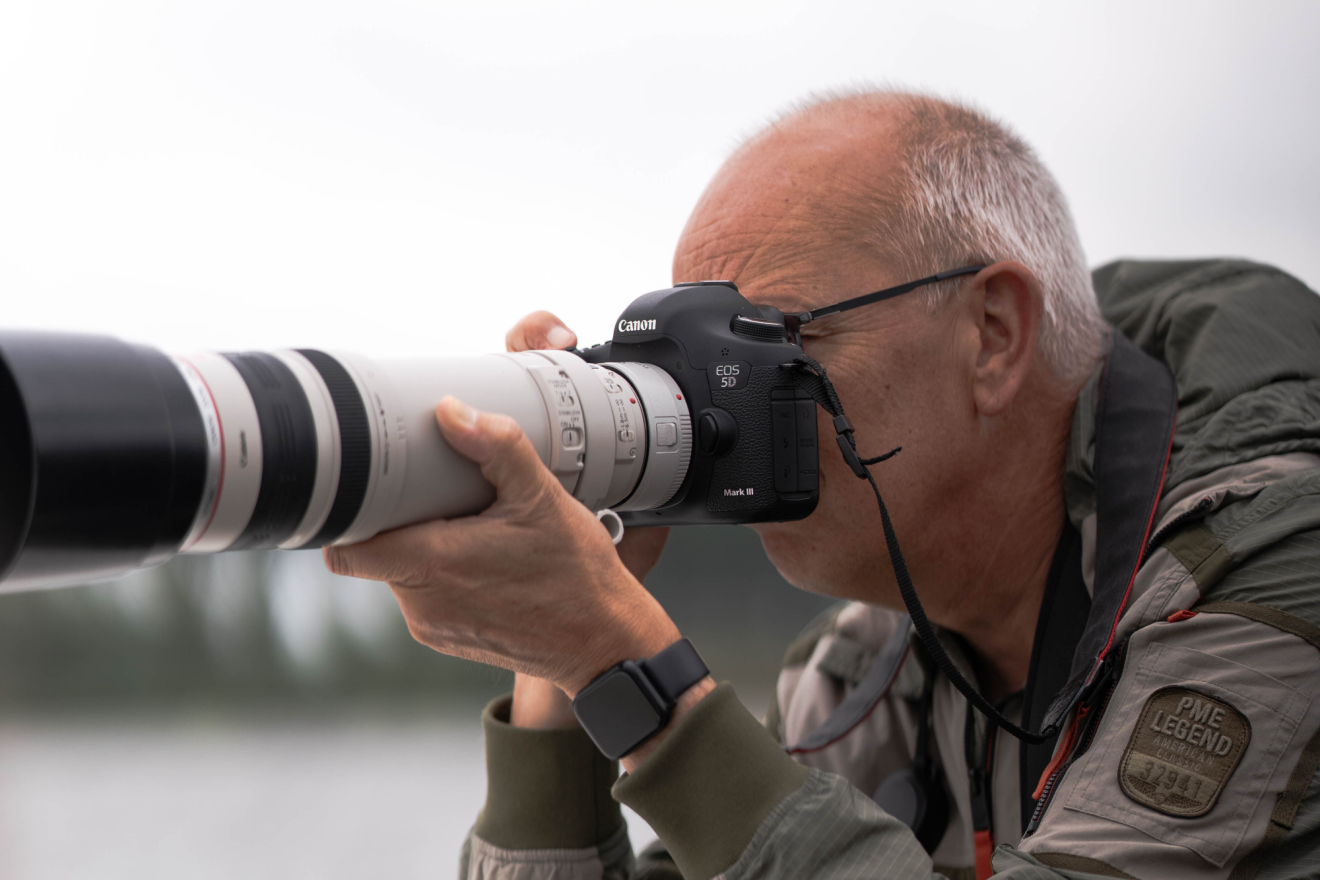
left=785, top=615, right=913, bottom=754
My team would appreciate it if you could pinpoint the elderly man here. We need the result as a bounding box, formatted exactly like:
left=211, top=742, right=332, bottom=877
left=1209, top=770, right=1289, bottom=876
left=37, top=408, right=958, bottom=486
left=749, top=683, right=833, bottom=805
left=327, top=90, right=1320, bottom=879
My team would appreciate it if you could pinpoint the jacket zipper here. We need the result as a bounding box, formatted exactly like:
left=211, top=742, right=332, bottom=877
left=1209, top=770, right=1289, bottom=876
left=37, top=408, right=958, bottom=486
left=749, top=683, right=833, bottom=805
left=1024, top=644, right=1128, bottom=835
left=968, top=710, right=997, bottom=880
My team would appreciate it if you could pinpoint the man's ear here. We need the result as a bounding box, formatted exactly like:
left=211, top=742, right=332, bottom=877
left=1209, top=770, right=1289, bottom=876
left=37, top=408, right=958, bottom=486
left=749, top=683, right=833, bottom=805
left=967, top=261, right=1043, bottom=417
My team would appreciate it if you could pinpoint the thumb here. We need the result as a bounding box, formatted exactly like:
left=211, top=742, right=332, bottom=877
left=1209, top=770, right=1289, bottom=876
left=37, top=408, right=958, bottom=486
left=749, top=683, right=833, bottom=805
left=505, top=311, right=577, bottom=353
left=435, top=396, right=558, bottom=506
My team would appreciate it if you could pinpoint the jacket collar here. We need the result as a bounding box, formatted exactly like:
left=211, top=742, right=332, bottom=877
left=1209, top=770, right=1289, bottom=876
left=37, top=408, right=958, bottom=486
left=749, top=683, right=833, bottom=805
left=1039, top=329, right=1178, bottom=730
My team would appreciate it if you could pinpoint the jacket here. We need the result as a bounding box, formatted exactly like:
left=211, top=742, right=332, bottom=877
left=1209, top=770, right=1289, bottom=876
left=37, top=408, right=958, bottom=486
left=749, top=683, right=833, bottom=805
left=461, top=259, right=1320, bottom=880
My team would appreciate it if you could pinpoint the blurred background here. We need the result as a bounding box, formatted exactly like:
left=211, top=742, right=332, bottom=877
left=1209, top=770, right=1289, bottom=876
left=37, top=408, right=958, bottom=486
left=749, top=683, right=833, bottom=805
left=0, top=0, right=1317, bottom=877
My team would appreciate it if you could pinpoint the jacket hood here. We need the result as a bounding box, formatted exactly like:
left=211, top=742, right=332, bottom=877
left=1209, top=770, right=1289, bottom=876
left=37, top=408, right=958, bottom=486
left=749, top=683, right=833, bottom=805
left=1094, top=259, right=1320, bottom=490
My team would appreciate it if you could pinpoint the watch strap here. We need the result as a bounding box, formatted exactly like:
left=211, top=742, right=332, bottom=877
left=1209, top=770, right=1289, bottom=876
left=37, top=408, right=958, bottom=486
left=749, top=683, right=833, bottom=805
left=639, top=638, right=709, bottom=703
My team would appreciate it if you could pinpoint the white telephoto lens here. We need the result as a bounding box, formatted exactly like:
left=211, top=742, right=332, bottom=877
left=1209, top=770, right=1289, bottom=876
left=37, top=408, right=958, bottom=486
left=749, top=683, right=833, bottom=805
left=176, top=348, right=692, bottom=553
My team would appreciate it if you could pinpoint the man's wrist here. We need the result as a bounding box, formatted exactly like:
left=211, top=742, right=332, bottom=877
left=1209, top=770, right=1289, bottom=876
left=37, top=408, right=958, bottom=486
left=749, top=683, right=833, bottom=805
left=511, top=673, right=579, bottom=729
left=563, top=603, right=682, bottom=698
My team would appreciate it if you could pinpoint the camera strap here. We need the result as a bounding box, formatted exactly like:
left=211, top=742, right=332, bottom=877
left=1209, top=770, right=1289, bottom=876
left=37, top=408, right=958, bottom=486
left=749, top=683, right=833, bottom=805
left=789, top=352, right=1057, bottom=744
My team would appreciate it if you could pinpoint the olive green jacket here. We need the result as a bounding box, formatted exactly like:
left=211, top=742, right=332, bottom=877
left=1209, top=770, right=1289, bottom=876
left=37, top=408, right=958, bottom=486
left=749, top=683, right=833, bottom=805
left=461, top=260, right=1320, bottom=880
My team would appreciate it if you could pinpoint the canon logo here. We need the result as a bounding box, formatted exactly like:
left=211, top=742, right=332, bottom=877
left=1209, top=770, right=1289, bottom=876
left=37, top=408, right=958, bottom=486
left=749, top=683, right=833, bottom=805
left=617, top=318, right=657, bottom=333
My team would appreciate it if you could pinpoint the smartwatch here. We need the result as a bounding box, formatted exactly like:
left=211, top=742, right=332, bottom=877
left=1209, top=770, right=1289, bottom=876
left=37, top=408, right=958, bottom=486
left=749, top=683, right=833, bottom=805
left=572, top=638, right=710, bottom=760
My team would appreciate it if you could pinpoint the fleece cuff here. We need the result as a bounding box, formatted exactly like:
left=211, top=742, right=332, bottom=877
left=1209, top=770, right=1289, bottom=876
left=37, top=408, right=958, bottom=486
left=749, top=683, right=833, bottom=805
left=613, top=683, right=810, bottom=880
left=474, top=694, right=625, bottom=850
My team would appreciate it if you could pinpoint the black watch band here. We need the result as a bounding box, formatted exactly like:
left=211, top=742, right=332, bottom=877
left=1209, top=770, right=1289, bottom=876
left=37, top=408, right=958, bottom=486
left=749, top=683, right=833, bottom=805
left=572, top=639, right=709, bottom=760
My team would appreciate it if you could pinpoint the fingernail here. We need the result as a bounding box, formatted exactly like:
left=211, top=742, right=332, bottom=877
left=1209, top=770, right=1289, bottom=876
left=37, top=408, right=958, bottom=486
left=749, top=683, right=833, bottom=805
left=546, top=326, right=574, bottom=349
left=444, top=396, right=479, bottom=428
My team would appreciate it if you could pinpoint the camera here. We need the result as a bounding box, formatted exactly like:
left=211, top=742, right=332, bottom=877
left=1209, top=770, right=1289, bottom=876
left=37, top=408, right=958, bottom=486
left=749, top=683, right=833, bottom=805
left=0, top=282, right=819, bottom=591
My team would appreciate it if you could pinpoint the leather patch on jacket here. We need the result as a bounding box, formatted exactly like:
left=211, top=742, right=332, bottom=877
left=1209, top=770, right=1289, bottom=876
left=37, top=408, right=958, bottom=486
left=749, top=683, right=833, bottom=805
left=1119, top=686, right=1251, bottom=817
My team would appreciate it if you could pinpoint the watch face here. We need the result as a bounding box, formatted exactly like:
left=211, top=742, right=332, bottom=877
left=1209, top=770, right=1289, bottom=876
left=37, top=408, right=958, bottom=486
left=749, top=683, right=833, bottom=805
left=574, top=669, right=666, bottom=759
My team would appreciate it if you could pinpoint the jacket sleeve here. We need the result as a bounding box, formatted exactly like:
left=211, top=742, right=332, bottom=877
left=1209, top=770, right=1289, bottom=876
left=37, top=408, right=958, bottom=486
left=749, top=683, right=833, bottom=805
left=466, top=684, right=1100, bottom=880
left=460, top=695, right=635, bottom=880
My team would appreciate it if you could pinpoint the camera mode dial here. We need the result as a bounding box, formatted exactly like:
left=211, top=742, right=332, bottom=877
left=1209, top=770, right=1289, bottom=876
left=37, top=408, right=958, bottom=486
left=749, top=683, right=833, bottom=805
left=730, top=315, right=785, bottom=342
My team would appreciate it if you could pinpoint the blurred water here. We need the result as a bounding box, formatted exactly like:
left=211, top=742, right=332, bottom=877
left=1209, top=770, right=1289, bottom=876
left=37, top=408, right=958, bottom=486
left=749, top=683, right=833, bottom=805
left=0, top=711, right=658, bottom=879
left=0, top=525, right=821, bottom=874
left=0, top=527, right=830, bottom=709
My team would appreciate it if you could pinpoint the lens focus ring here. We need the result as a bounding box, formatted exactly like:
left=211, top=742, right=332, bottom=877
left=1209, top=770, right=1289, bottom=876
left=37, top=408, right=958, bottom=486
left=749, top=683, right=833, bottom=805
left=222, top=352, right=319, bottom=550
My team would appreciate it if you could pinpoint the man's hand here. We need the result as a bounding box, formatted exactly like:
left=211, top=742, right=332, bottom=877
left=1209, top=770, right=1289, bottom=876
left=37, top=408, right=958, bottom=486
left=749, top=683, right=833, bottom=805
left=324, top=395, right=681, bottom=696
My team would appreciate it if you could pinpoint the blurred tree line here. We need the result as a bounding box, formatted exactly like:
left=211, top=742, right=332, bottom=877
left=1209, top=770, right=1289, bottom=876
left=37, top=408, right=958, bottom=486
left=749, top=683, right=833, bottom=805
left=0, top=527, right=831, bottom=712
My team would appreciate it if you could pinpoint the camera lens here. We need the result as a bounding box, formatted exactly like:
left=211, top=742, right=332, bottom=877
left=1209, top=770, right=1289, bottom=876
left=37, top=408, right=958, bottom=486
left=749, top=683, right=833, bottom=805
left=0, top=333, right=692, bottom=591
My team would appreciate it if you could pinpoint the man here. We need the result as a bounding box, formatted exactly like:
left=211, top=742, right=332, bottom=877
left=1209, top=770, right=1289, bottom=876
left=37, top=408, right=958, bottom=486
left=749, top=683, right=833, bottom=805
left=325, top=90, right=1320, bottom=879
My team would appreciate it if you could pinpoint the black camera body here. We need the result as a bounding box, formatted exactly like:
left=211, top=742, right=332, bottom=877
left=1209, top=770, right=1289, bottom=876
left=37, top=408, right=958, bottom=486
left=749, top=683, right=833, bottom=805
left=580, top=281, right=820, bottom=526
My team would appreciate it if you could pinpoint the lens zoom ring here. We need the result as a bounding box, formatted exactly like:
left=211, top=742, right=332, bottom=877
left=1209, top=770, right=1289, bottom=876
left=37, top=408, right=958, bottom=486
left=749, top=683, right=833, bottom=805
left=296, top=350, right=372, bottom=547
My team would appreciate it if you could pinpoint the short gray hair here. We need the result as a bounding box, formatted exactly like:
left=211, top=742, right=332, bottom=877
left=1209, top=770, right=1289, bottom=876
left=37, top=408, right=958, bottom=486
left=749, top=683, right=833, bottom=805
left=774, top=89, right=1105, bottom=387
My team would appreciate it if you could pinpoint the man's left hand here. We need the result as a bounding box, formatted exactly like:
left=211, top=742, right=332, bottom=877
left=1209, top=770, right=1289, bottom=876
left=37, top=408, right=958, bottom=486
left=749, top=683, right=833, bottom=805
left=324, top=395, right=682, bottom=697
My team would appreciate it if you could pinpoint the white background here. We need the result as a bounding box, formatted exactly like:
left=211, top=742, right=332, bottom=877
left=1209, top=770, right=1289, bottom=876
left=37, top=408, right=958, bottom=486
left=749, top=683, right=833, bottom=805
left=1, top=0, right=1317, bottom=360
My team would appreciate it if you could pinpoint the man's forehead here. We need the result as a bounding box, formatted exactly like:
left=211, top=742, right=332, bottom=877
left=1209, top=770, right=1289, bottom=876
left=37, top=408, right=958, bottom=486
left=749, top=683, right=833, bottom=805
left=673, top=105, right=906, bottom=312
left=676, top=217, right=893, bottom=317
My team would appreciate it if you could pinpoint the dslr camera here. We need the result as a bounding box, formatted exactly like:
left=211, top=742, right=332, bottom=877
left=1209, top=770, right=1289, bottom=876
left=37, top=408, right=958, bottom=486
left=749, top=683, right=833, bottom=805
left=0, top=282, right=819, bottom=590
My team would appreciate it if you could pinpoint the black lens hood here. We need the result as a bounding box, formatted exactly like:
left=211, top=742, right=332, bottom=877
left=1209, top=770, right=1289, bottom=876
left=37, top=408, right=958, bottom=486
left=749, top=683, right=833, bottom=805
left=0, top=332, right=207, bottom=588
left=0, top=348, right=35, bottom=583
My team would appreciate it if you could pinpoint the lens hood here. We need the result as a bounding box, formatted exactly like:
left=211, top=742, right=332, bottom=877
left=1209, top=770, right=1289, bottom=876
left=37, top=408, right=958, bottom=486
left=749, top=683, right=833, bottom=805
left=0, top=347, right=35, bottom=584
left=0, top=333, right=208, bottom=589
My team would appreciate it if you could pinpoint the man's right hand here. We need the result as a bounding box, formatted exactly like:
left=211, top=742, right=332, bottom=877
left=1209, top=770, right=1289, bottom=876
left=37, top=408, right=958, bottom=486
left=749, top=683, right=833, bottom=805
left=505, top=310, right=671, bottom=730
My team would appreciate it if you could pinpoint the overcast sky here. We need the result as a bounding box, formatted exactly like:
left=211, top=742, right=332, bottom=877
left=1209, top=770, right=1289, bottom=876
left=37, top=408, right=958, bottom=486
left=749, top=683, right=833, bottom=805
left=1, top=0, right=1316, bottom=358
